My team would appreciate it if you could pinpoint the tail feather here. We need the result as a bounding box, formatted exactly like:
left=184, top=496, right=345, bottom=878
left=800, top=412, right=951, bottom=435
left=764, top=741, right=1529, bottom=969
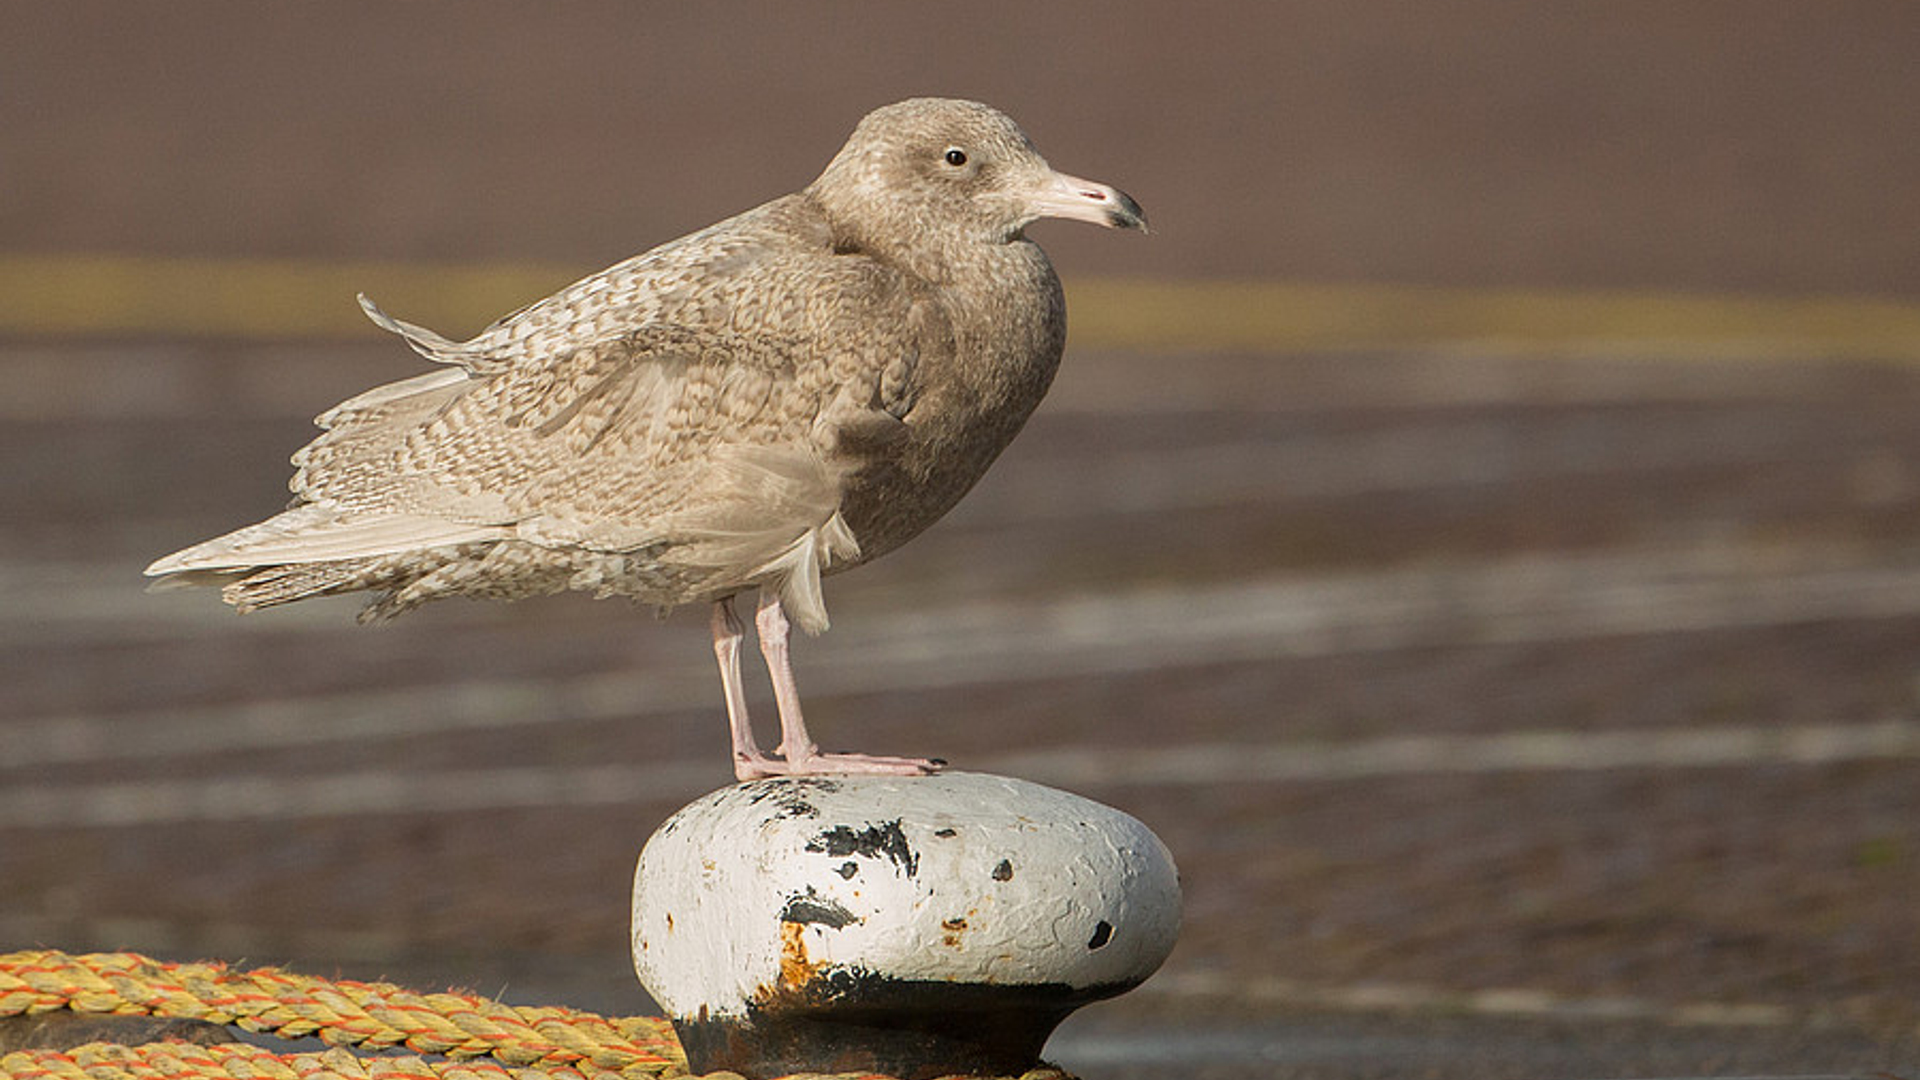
left=357, top=293, right=473, bottom=365
left=220, top=559, right=384, bottom=613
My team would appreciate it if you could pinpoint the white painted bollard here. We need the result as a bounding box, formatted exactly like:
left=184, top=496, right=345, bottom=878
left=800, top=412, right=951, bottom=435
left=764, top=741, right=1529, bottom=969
left=631, top=772, right=1180, bottom=1079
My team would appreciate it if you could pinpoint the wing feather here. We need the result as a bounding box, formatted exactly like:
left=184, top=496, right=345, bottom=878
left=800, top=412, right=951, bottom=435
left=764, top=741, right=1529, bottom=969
left=151, top=193, right=933, bottom=627
left=146, top=506, right=506, bottom=575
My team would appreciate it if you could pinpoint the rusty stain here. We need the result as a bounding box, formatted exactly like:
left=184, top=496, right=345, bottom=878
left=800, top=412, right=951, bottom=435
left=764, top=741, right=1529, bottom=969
left=778, top=921, right=829, bottom=989
left=941, top=915, right=969, bottom=947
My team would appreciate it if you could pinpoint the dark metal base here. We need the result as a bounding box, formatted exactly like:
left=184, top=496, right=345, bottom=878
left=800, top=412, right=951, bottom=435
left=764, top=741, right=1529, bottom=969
left=673, top=977, right=1135, bottom=1080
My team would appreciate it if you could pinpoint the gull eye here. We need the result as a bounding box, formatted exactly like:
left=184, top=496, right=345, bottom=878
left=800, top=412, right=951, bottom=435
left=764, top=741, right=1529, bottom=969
left=943, top=147, right=968, bottom=167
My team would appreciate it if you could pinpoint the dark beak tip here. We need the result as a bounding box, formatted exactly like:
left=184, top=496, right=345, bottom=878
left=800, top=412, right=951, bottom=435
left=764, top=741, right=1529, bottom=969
left=1109, top=190, right=1149, bottom=233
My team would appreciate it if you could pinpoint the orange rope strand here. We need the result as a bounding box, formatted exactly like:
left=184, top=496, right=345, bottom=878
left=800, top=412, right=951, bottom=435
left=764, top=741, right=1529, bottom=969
left=0, top=951, right=679, bottom=1077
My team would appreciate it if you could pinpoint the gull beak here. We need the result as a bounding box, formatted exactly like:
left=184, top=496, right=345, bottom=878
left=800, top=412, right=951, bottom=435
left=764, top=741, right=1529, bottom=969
left=1028, top=169, right=1149, bottom=232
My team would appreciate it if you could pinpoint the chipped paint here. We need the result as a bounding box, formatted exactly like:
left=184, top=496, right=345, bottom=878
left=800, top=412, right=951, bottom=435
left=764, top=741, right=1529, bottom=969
left=745, top=776, right=841, bottom=821
left=781, top=888, right=859, bottom=929
left=805, top=819, right=918, bottom=876
left=1087, top=920, right=1113, bottom=950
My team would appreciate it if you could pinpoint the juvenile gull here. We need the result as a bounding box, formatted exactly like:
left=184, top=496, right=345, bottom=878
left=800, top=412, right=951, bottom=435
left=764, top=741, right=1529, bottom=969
left=147, top=98, right=1146, bottom=780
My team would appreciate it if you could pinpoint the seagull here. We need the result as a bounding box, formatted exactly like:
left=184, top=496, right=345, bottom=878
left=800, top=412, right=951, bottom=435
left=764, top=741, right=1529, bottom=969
left=147, top=98, right=1147, bottom=781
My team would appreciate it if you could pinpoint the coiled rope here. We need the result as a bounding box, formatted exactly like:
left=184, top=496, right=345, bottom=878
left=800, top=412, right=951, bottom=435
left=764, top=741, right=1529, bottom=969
left=0, top=951, right=1043, bottom=1080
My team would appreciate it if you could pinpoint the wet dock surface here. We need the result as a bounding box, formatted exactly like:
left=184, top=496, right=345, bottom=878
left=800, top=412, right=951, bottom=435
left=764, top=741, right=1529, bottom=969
left=6, top=343, right=1919, bottom=1078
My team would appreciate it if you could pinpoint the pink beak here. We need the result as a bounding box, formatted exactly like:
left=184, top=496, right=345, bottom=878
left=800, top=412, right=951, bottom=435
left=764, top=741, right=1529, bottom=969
left=1027, top=169, right=1149, bottom=232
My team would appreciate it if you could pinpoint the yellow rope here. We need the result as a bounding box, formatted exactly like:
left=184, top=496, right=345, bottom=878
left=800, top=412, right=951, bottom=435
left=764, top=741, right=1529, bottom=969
left=0, top=951, right=1066, bottom=1080
left=0, top=950, right=679, bottom=1074
left=2, top=1041, right=604, bottom=1080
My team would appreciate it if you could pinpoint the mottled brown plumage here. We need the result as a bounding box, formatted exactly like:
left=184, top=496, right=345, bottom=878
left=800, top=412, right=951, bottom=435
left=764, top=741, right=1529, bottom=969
left=148, top=98, right=1145, bottom=779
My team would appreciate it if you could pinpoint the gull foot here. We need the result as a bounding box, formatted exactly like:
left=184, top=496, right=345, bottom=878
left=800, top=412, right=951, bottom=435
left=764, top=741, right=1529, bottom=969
left=734, top=751, right=946, bottom=782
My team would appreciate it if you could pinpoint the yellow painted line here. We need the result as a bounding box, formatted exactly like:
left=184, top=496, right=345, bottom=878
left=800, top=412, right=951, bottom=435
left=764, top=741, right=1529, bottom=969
left=0, top=253, right=580, bottom=340
left=5, top=252, right=1920, bottom=362
left=1068, top=277, right=1920, bottom=361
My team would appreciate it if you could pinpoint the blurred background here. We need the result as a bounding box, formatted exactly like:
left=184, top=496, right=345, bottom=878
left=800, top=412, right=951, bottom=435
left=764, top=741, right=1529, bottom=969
left=4, top=3, right=1920, bottom=1077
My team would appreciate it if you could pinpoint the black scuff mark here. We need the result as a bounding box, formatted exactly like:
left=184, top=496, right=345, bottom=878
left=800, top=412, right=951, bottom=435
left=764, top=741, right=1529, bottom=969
left=745, top=777, right=843, bottom=820
left=806, top=819, right=918, bottom=877
left=780, top=887, right=859, bottom=929
left=1087, top=920, right=1113, bottom=950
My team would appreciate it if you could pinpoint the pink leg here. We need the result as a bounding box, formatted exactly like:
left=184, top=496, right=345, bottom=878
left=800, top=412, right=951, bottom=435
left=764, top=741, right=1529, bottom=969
left=753, top=589, right=944, bottom=777
left=713, top=598, right=784, bottom=781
